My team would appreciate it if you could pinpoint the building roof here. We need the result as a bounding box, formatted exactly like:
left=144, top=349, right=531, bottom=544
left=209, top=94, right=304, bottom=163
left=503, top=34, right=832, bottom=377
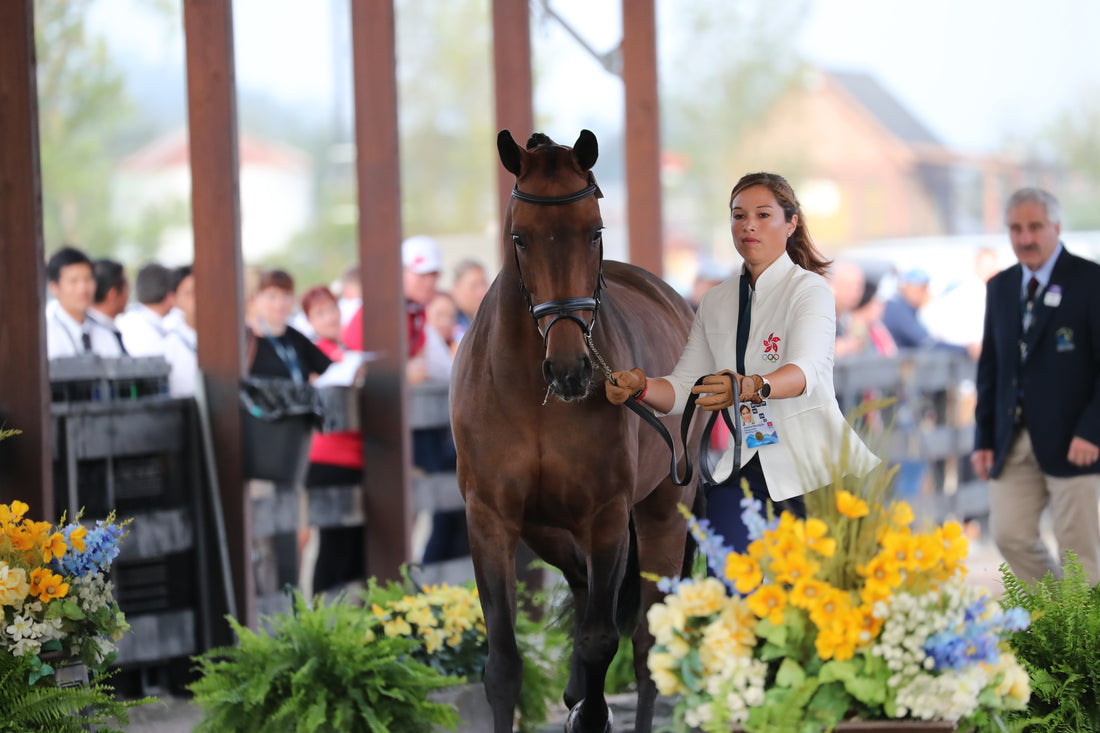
left=829, top=70, right=941, bottom=146
left=118, top=128, right=310, bottom=172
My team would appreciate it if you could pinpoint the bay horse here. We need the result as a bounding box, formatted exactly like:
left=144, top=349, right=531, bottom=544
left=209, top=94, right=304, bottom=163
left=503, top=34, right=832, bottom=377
left=451, top=129, right=700, bottom=733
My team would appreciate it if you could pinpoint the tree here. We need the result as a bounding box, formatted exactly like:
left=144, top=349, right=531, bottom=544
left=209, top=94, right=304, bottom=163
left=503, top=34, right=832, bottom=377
left=35, top=0, right=131, bottom=256
left=1044, top=91, right=1100, bottom=230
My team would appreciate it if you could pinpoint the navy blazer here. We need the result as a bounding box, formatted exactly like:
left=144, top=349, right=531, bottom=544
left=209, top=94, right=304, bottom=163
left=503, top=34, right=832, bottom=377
left=975, top=247, right=1100, bottom=477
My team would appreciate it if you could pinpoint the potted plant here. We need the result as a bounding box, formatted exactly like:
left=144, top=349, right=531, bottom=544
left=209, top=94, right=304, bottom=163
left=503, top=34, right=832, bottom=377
left=0, top=499, right=150, bottom=730
left=361, top=569, right=570, bottom=732
left=644, top=478, right=1032, bottom=733
left=189, top=590, right=463, bottom=732
left=998, top=553, right=1100, bottom=731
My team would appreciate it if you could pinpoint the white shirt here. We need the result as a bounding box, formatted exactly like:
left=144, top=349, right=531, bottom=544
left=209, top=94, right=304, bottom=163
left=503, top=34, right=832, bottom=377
left=163, top=322, right=198, bottom=397
left=422, top=325, right=454, bottom=382
left=117, top=304, right=172, bottom=357
left=45, top=300, right=124, bottom=359
left=659, top=252, right=879, bottom=501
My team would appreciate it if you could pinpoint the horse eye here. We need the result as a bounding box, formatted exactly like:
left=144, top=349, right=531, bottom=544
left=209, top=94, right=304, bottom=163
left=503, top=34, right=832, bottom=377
left=592, top=231, right=603, bottom=247
left=512, top=234, right=525, bottom=249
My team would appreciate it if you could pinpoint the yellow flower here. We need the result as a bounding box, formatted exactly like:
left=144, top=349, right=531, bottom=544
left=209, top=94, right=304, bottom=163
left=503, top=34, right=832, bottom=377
left=41, top=531, right=67, bottom=563
left=647, top=651, right=684, bottom=696
left=935, top=520, right=969, bottom=566
left=788, top=578, right=829, bottom=610
left=803, top=518, right=836, bottom=557
left=814, top=620, right=858, bottom=661
left=858, top=554, right=902, bottom=605
left=382, top=616, right=412, bottom=637
left=725, top=552, right=763, bottom=594
left=808, top=587, right=853, bottom=630
left=836, top=490, right=869, bottom=518
left=0, top=562, right=30, bottom=606
left=68, top=525, right=87, bottom=552
left=422, top=627, right=447, bottom=655
left=673, top=577, right=728, bottom=618
left=910, top=533, right=944, bottom=572
left=647, top=601, right=687, bottom=645
left=852, top=604, right=883, bottom=645
left=891, top=501, right=915, bottom=527
left=35, top=570, right=68, bottom=601
left=880, top=531, right=918, bottom=572
left=746, top=585, right=787, bottom=626
left=770, top=552, right=820, bottom=586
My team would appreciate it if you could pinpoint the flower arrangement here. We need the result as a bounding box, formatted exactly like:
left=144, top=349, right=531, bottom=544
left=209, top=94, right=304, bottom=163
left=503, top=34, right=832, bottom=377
left=362, top=570, right=571, bottom=733
left=646, top=485, right=1032, bottom=733
left=0, top=500, right=130, bottom=681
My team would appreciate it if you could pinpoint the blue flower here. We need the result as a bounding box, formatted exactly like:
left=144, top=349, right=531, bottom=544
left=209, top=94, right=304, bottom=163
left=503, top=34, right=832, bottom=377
left=52, top=520, right=125, bottom=578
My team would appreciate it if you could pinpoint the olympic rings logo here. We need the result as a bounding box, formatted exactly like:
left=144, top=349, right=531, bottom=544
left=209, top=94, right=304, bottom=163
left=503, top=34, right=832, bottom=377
left=762, top=353, right=780, bottom=362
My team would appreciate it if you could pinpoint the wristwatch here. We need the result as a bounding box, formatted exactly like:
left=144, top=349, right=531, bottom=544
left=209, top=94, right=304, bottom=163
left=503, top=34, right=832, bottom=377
left=759, top=377, right=772, bottom=399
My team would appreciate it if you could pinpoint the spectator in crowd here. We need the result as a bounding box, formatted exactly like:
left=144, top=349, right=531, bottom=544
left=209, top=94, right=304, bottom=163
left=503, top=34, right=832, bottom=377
left=163, top=265, right=198, bottom=397
left=117, top=263, right=178, bottom=357
left=831, top=259, right=869, bottom=358
left=247, top=268, right=331, bottom=382
left=45, top=246, right=125, bottom=359
left=426, top=291, right=459, bottom=364
left=923, top=247, right=999, bottom=360
left=300, top=284, right=363, bottom=593
left=848, top=278, right=897, bottom=358
left=688, top=258, right=731, bottom=312
left=882, top=268, right=967, bottom=352
left=337, top=263, right=362, bottom=327
left=345, top=235, right=462, bottom=562
left=302, top=285, right=345, bottom=358
left=88, top=258, right=130, bottom=355
left=972, top=187, right=1100, bottom=584
left=450, top=259, right=488, bottom=342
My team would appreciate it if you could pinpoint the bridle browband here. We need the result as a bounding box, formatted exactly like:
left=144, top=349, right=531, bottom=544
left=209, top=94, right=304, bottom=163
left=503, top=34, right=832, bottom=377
left=510, top=182, right=604, bottom=346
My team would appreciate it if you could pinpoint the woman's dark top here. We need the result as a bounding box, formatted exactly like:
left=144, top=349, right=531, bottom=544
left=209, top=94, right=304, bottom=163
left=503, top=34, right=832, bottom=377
left=249, top=325, right=332, bottom=381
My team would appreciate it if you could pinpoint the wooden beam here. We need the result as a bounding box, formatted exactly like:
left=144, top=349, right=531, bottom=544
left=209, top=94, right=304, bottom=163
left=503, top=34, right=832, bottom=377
left=182, top=0, right=252, bottom=626
left=349, top=0, right=411, bottom=582
left=492, top=0, right=533, bottom=263
left=0, top=0, right=51, bottom=516
left=621, top=0, right=663, bottom=275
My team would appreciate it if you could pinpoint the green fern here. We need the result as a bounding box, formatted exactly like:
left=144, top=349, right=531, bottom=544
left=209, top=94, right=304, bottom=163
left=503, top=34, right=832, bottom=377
left=0, top=650, right=151, bottom=733
left=999, top=552, right=1100, bottom=731
left=189, top=591, right=462, bottom=733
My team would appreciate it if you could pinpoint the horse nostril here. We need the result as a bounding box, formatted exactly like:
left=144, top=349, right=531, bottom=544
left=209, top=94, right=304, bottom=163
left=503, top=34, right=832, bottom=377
left=542, top=359, right=555, bottom=385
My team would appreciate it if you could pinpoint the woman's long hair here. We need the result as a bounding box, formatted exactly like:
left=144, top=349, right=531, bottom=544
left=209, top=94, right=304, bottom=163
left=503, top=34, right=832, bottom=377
left=729, top=172, right=831, bottom=277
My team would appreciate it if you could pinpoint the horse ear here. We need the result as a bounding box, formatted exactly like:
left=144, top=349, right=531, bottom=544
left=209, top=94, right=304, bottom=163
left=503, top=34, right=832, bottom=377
left=497, top=130, right=523, bottom=176
left=573, top=129, right=598, bottom=171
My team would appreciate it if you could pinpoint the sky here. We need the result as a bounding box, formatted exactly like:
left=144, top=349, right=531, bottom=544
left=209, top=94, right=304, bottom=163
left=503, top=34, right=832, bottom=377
left=88, top=0, right=1100, bottom=155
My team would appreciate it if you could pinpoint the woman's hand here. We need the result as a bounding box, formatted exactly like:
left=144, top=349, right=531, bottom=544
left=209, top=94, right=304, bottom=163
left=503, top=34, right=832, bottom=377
left=606, top=368, right=647, bottom=405
left=690, top=370, right=739, bottom=411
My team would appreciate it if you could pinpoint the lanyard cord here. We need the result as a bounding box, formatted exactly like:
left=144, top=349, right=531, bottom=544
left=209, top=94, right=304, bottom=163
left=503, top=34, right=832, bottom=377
left=53, top=311, right=87, bottom=353
left=261, top=320, right=303, bottom=383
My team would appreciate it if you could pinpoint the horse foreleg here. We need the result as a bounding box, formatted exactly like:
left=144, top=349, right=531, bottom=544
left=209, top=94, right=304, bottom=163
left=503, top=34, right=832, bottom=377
left=568, top=517, right=631, bottom=733
left=467, top=501, right=522, bottom=733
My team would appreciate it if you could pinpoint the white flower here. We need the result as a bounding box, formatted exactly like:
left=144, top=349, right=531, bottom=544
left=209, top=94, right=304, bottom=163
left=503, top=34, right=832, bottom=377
left=5, top=615, right=33, bottom=641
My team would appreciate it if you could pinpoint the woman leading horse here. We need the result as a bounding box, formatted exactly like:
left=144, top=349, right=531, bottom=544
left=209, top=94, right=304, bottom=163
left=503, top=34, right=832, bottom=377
left=450, top=130, right=699, bottom=733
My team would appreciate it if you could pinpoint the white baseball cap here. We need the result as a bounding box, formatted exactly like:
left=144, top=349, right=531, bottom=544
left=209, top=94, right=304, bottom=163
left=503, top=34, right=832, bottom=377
left=402, top=235, right=442, bottom=275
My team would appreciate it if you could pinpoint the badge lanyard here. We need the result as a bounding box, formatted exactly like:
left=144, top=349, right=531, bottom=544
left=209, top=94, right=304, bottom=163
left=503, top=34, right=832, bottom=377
left=261, top=321, right=303, bottom=383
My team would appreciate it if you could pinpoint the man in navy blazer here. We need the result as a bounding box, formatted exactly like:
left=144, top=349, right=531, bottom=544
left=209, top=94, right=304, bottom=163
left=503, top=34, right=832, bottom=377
left=972, top=187, right=1100, bottom=585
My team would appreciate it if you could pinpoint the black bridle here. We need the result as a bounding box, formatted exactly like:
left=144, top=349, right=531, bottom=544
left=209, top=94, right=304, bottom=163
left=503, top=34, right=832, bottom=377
left=510, top=182, right=604, bottom=347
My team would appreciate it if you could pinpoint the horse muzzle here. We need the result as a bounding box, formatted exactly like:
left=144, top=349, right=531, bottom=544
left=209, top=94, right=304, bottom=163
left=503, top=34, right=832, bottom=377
left=542, top=353, right=593, bottom=401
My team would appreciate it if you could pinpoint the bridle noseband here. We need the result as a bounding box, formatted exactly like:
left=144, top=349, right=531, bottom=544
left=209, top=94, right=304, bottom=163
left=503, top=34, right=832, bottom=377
left=510, top=182, right=604, bottom=347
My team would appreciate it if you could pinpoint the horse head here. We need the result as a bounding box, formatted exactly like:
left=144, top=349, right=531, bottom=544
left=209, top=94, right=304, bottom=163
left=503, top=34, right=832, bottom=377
left=497, top=129, right=604, bottom=402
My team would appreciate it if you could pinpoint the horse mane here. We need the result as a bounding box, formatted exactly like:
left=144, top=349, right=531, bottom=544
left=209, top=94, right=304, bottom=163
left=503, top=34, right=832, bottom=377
left=525, top=132, right=556, bottom=150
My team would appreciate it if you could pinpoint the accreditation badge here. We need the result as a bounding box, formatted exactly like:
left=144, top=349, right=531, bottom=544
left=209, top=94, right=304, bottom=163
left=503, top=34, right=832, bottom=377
left=740, top=400, right=780, bottom=449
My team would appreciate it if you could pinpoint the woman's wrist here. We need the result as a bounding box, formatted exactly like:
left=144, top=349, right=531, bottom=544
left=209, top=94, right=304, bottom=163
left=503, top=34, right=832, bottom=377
left=634, top=376, right=648, bottom=401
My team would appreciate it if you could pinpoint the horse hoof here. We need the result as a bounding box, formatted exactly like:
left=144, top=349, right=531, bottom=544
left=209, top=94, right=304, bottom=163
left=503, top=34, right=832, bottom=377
left=564, top=698, right=613, bottom=733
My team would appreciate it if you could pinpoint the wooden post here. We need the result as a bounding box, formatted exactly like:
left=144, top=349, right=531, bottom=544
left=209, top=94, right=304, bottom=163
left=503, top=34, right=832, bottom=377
left=182, top=0, right=252, bottom=626
left=349, top=0, right=411, bottom=581
left=492, top=0, right=533, bottom=263
left=621, top=0, right=663, bottom=275
left=0, top=0, right=51, bottom=516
